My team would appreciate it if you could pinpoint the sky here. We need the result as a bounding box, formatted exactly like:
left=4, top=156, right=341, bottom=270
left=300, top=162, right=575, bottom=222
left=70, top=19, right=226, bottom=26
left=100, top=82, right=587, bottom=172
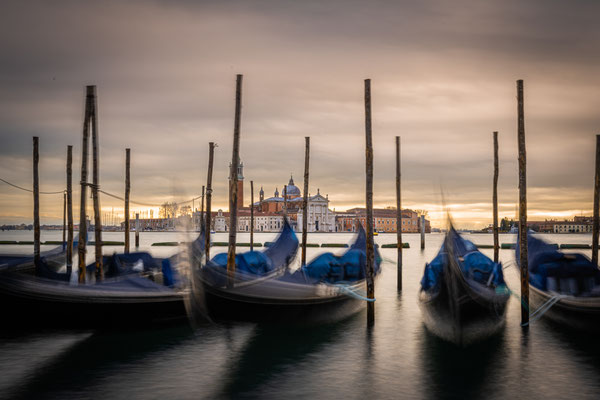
left=1, top=0, right=599, bottom=229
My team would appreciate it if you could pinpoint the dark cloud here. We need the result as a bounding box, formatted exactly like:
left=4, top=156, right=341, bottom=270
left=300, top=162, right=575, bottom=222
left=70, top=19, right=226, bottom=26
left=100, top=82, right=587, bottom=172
left=1, top=0, right=599, bottom=228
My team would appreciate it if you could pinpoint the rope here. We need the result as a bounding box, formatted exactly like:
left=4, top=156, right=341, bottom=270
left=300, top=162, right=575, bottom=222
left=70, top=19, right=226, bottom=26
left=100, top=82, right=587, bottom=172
left=0, top=178, right=64, bottom=195
left=99, top=189, right=202, bottom=208
left=334, top=283, right=376, bottom=302
left=495, top=284, right=566, bottom=326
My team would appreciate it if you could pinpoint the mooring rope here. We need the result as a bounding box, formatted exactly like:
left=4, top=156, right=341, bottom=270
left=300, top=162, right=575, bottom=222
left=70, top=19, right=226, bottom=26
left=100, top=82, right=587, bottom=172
left=0, top=177, right=65, bottom=195
left=495, top=284, right=566, bottom=326
left=334, top=283, right=376, bottom=302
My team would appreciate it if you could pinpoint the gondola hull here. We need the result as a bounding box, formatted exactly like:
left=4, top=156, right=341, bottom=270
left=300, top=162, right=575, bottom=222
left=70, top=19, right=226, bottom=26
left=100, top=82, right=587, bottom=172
left=529, top=285, right=600, bottom=332
left=195, top=272, right=367, bottom=324
left=419, top=248, right=509, bottom=345
left=0, top=273, right=187, bottom=328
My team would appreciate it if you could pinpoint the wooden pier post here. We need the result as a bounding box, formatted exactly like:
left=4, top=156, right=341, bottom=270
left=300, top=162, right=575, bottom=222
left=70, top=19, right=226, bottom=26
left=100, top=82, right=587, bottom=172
left=517, top=79, right=529, bottom=327
left=364, top=79, right=375, bottom=326
left=593, top=135, right=600, bottom=267
left=302, top=137, right=310, bottom=266
left=395, top=136, right=402, bottom=291
left=205, top=142, right=215, bottom=260
left=67, top=145, right=73, bottom=275
left=283, top=185, right=288, bottom=215
left=62, top=192, right=66, bottom=248
left=250, top=180, right=254, bottom=251
left=89, top=85, right=103, bottom=281
left=124, top=148, right=131, bottom=253
left=200, top=185, right=205, bottom=231
left=33, top=137, right=40, bottom=270
left=227, top=74, right=243, bottom=288
left=135, top=213, right=140, bottom=247
left=493, top=131, right=499, bottom=263
left=78, top=87, right=92, bottom=283
left=420, top=215, right=425, bottom=249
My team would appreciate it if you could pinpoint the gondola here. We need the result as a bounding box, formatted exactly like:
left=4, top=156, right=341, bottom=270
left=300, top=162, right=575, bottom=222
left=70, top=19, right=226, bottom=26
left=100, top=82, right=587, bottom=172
left=0, top=238, right=196, bottom=328
left=0, top=241, right=75, bottom=274
left=516, top=233, right=600, bottom=331
left=419, top=224, right=509, bottom=345
left=191, top=224, right=381, bottom=324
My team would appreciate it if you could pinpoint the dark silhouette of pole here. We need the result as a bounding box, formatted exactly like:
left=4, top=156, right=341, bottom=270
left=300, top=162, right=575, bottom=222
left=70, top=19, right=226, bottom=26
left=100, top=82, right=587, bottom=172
left=33, top=137, right=40, bottom=271
left=593, top=135, right=600, bottom=267
left=205, top=142, right=215, bottom=260
left=227, top=74, right=243, bottom=288
left=420, top=215, right=425, bottom=249
left=78, top=87, right=92, bottom=283
left=493, top=131, right=499, bottom=263
left=89, top=85, right=103, bottom=281
left=302, top=137, right=310, bottom=266
left=517, top=79, right=529, bottom=327
left=364, top=79, right=375, bottom=326
left=135, top=213, right=140, bottom=247
left=124, top=148, right=131, bottom=253
left=250, top=180, right=254, bottom=251
left=66, top=145, right=73, bottom=275
left=62, top=192, right=66, bottom=248
left=200, top=185, right=205, bottom=231
left=395, top=136, right=402, bottom=290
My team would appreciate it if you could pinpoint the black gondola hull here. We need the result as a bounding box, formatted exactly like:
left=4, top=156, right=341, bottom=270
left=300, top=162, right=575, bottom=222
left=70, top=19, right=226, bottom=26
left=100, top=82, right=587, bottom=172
left=0, top=274, right=187, bottom=328
left=419, top=262, right=509, bottom=345
left=529, top=285, right=600, bottom=332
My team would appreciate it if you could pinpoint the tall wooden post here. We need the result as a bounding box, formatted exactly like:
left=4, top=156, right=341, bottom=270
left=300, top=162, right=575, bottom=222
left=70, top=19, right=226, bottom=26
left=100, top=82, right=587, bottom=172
left=283, top=185, right=288, bottom=215
left=89, top=85, right=103, bottom=281
left=135, top=213, right=140, bottom=247
left=517, top=79, right=529, bottom=327
left=124, top=148, right=131, bottom=253
left=302, top=137, right=310, bottom=266
left=364, top=79, right=375, bottom=326
left=78, top=87, right=92, bottom=283
left=33, top=137, right=40, bottom=271
left=227, top=74, right=243, bottom=288
left=66, top=145, right=73, bottom=275
left=395, top=136, right=402, bottom=290
left=493, top=131, right=500, bottom=263
left=593, top=135, right=600, bottom=267
left=200, top=185, right=205, bottom=231
left=62, top=192, right=66, bottom=248
left=420, top=215, right=425, bottom=249
left=250, top=180, right=254, bottom=251
left=205, top=142, right=215, bottom=260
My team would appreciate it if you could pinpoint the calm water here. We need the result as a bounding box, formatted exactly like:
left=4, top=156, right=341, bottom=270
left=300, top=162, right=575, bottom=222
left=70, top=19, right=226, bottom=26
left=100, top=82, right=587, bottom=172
left=1, top=231, right=600, bottom=399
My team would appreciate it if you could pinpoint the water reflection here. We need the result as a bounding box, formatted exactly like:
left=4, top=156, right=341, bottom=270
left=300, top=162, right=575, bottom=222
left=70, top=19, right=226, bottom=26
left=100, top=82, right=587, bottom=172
left=418, top=324, right=506, bottom=400
left=216, top=318, right=355, bottom=398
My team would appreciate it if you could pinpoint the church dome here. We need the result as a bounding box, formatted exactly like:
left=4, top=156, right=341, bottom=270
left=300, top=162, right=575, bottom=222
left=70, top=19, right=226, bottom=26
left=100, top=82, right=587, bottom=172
left=284, top=176, right=301, bottom=197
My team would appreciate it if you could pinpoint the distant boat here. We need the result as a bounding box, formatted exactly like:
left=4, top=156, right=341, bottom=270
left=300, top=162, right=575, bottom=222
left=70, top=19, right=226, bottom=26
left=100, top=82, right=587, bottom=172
left=516, top=233, right=600, bottom=331
left=419, top=223, right=509, bottom=345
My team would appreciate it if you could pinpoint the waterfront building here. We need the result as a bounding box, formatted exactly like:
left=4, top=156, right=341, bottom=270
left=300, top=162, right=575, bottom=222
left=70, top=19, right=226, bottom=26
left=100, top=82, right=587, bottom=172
left=553, top=220, right=593, bottom=233
left=335, top=208, right=430, bottom=233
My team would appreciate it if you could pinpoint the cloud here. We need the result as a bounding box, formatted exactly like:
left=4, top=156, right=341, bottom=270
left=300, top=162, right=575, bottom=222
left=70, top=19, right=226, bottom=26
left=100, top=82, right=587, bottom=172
left=1, top=0, right=599, bottom=228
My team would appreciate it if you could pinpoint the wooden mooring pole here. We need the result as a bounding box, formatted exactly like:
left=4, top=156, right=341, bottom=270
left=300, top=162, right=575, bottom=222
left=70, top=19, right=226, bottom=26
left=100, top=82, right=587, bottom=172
left=283, top=185, right=288, bottom=215
left=66, top=145, right=73, bottom=275
left=420, top=215, right=425, bottom=249
left=62, top=191, right=66, bottom=248
left=33, top=137, right=40, bottom=270
left=493, top=132, right=499, bottom=263
left=302, top=137, right=310, bottom=266
left=89, top=85, right=103, bottom=281
left=364, top=79, right=375, bottom=326
left=227, top=74, right=243, bottom=288
left=135, top=213, right=140, bottom=247
left=395, top=136, right=402, bottom=291
left=250, top=180, right=254, bottom=251
left=517, top=79, right=529, bottom=327
left=200, top=185, right=205, bottom=231
left=78, top=87, right=92, bottom=283
left=592, top=135, right=600, bottom=267
left=205, top=142, right=215, bottom=260
left=124, top=148, right=131, bottom=253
